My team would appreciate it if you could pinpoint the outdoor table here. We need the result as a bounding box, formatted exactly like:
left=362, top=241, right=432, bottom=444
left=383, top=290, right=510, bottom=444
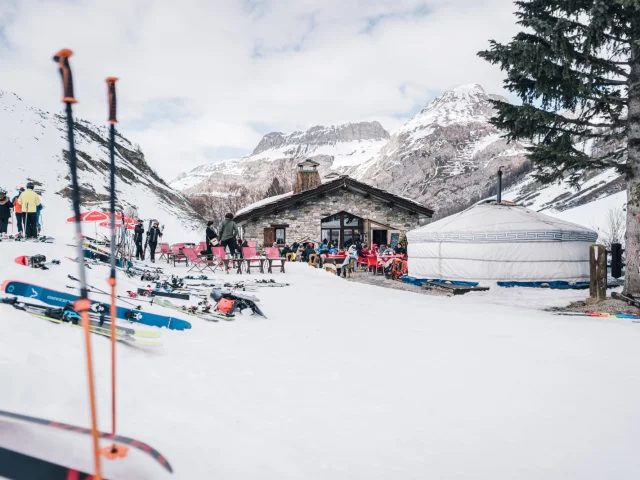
left=223, top=257, right=244, bottom=274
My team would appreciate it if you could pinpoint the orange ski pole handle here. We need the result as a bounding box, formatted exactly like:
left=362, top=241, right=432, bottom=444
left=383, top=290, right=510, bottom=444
left=74, top=298, right=103, bottom=480
left=53, top=49, right=77, bottom=104
left=106, top=77, right=118, bottom=124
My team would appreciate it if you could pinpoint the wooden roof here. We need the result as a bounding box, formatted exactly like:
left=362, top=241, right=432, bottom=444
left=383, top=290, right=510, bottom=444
left=235, top=176, right=434, bottom=223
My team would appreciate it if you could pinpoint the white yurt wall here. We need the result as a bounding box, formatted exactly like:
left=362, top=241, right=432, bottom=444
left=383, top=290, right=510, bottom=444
left=406, top=202, right=598, bottom=283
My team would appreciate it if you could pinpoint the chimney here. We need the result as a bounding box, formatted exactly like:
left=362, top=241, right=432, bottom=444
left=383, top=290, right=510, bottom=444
left=294, top=159, right=321, bottom=193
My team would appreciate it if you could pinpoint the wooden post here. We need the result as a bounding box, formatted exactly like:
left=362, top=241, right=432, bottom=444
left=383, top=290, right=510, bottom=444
left=589, top=244, right=607, bottom=301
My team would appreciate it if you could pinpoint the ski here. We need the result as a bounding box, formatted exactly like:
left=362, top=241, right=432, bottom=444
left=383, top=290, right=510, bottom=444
left=153, top=298, right=235, bottom=321
left=1, top=297, right=161, bottom=338
left=136, top=288, right=190, bottom=300
left=554, top=310, right=640, bottom=319
left=0, top=446, right=101, bottom=480
left=611, top=292, right=640, bottom=309
left=1, top=280, right=192, bottom=330
left=0, top=410, right=172, bottom=473
left=2, top=299, right=162, bottom=346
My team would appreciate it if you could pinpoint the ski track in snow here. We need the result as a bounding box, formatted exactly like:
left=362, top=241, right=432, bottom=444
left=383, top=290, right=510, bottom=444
left=2, top=234, right=640, bottom=479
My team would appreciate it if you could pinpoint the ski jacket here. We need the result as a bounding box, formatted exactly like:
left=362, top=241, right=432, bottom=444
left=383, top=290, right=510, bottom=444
left=218, top=219, right=238, bottom=242
left=206, top=226, right=218, bottom=244
left=12, top=194, right=23, bottom=214
left=0, top=196, right=12, bottom=219
left=134, top=224, right=144, bottom=243
left=147, top=226, right=162, bottom=244
left=18, top=189, right=41, bottom=213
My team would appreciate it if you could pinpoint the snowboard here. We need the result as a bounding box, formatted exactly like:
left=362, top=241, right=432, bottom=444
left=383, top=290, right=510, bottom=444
left=1, top=281, right=192, bottom=331
left=0, top=446, right=101, bottom=480
left=0, top=409, right=172, bottom=473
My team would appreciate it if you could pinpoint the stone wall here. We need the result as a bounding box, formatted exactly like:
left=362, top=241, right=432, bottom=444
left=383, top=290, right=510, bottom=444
left=240, top=189, right=425, bottom=247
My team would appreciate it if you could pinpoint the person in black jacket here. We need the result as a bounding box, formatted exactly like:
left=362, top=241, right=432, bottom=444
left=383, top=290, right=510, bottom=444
left=0, top=189, right=12, bottom=234
left=134, top=219, right=145, bottom=260
left=147, top=220, right=163, bottom=263
left=202, top=221, right=218, bottom=255
left=301, top=242, right=316, bottom=262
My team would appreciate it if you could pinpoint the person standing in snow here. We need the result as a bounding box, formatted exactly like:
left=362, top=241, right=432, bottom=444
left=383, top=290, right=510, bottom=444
left=18, top=183, right=41, bottom=239
left=146, top=220, right=163, bottom=263
left=218, top=213, right=238, bottom=257
left=0, top=189, right=12, bottom=234
left=134, top=219, right=145, bottom=260
left=12, top=187, right=25, bottom=236
left=202, top=221, right=218, bottom=255
left=36, top=203, right=44, bottom=234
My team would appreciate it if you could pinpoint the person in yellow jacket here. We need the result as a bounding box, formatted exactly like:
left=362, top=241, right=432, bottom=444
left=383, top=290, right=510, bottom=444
left=18, top=183, right=41, bottom=239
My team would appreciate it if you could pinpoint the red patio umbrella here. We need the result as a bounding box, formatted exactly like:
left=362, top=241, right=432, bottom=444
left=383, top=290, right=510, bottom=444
left=66, top=210, right=110, bottom=223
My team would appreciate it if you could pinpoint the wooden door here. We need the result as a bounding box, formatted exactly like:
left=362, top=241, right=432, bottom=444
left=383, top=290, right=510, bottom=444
left=264, top=228, right=275, bottom=246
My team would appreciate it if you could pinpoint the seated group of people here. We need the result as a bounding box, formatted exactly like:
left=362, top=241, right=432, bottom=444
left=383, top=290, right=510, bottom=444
left=274, top=239, right=407, bottom=277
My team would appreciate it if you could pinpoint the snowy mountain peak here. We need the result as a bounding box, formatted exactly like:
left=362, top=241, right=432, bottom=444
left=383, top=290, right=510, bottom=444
left=251, top=121, right=389, bottom=156
left=400, top=83, right=503, bottom=135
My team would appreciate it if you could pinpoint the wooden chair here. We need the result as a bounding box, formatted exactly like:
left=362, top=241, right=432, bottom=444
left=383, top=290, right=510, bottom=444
left=286, top=253, right=296, bottom=262
left=324, top=265, right=337, bottom=275
left=265, top=247, right=285, bottom=273
left=242, top=247, right=264, bottom=274
left=308, top=254, right=318, bottom=268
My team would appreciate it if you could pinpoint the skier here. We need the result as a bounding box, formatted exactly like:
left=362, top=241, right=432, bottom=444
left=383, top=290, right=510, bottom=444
left=12, top=187, right=25, bottom=236
left=18, top=183, right=41, bottom=239
left=35, top=203, right=44, bottom=234
left=146, top=220, right=163, bottom=263
left=0, top=189, right=12, bottom=234
left=134, top=219, right=145, bottom=260
left=218, top=213, right=238, bottom=257
left=201, top=221, right=218, bottom=255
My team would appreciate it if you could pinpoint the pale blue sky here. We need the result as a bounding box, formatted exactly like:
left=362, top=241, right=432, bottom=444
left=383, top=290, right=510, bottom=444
left=0, top=0, right=519, bottom=179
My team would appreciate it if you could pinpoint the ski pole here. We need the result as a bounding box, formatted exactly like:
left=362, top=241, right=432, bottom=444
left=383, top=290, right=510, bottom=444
left=104, top=77, right=128, bottom=459
left=53, top=48, right=102, bottom=480
left=68, top=274, right=140, bottom=310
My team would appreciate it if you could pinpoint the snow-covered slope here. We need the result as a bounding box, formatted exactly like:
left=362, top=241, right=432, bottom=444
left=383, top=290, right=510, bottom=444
left=171, top=122, right=389, bottom=194
left=0, top=90, right=202, bottom=242
left=2, top=244, right=640, bottom=479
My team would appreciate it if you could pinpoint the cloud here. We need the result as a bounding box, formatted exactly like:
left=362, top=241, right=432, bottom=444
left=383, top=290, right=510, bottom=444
left=0, top=0, right=520, bottom=179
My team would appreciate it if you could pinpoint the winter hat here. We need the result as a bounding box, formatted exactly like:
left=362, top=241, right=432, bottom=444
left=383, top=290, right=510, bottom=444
left=19, top=187, right=25, bottom=191
left=26, top=182, right=34, bottom=189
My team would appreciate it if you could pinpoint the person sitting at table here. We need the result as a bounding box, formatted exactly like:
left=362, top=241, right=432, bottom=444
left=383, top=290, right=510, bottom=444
left=296, top=243, right=305, bottom=261
left=301, top=242, right=316, bottom=262
left=394, top=243, right=406, bottom=255
left=281, top=244, right=292, bottom=258
left=329, top=246, right=338, bottom=255
left=377, top=245, right=396, bottom=271
left=340, top=245, right=358, bottom=277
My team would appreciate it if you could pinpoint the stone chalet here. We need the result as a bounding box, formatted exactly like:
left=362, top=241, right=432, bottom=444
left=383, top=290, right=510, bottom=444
left=235, top=160, right=434, bottom=248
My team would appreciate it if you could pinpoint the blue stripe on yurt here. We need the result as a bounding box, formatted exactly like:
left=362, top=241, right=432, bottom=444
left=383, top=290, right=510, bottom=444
left=498, top=281, right=590, bottom=289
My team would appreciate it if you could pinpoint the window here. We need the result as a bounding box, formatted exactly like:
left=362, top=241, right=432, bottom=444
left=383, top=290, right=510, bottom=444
left=275, top=228, right=286, bottom=245
left=320, top=212, right=364, bottom=249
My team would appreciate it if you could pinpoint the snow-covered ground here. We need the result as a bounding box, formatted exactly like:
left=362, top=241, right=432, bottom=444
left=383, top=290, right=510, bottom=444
left=2, top=235, right=640, bottom=479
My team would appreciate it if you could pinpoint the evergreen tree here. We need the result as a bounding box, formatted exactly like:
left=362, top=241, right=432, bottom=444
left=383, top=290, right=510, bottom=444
left=478, top=0, right=640, bottom=294
left=265, top=177, right=285, bottom=198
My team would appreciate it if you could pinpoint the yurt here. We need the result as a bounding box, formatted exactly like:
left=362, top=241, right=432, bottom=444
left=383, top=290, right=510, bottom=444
left=406, top=201, right=598, bottom=284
